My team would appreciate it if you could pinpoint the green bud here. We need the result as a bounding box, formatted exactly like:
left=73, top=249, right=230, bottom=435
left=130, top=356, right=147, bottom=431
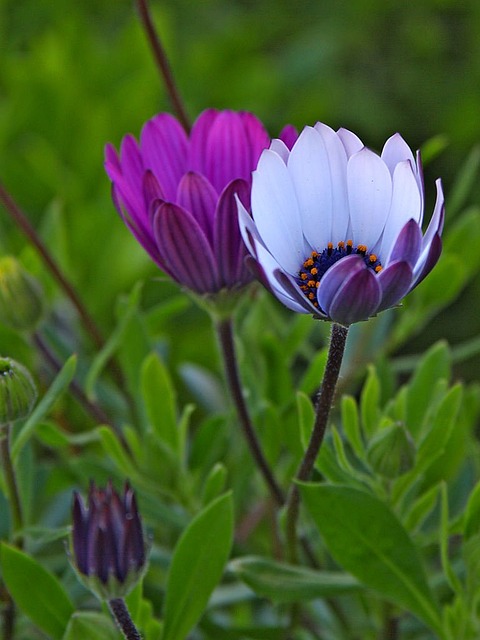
left=0, top=357, right=37, bottom=426
left=367, top=422, right=416, bottom=479
left=0, top=256, right=44, bottom=332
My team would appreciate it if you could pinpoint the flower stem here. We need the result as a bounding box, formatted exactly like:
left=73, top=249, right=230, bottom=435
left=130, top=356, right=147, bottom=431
left=0, top=424, right=24, bottom=548
left=215, top=317, right=285, bottom=507
left=108, top=598, right=141, bottom=640
left=285, top=323, right=349, bottom=561
left=135, top=0, right=190, bottom=132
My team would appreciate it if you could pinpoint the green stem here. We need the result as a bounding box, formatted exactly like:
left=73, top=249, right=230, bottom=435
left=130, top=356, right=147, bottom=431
left=285, top=323, right=349, bottom=562
left=108, top=598, right=141, bottom=640
left=135, top=0, right=190, bottom=132
left=0, top=424, right=24, bottom=547
left=215, top=317, right=285, bottom=506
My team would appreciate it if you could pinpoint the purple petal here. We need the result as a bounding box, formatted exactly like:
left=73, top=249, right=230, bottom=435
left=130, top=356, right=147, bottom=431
left=413, top=233, right=443, bottom=287
left=204, top=111, right=252, bottom=192
left=376, top=260, right=413, bottom=312
left=119, top=134, right=145, bottom=193
left=143, top=170, right=164, bottom=209
left=214, top=179, right=251, bottom=287
left=422, top=179, right=445, bottom=249
left=153, top=202, right=220, bottom=293
left=317, top=255, right=366, bottom=314
left=72, top=493, right=88, bottom=574
left=240, top=111, right=270, bottom=172
left=176, top=171, right=217, bottom=242
left=278, top=124, right=298, bottom=150
left=274, top=269, right=326, bottom=315
left=387, top=219, right=422, bottom=268
left=327, top=267, right=381, bottom=325
left=104, top=143, right=121, bottom=178
left=140, top=113, right=189, bottom=201
left=188, top=109, right=220, bottom=174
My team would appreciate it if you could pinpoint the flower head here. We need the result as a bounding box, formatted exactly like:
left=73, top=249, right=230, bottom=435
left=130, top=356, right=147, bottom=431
left=238, top=124, right=444, bottom=326
left=71, top=482, right=146, bottom=599
left=0, top=357, right=37, bottom=427
left=105, top=109, right=295, bottom=306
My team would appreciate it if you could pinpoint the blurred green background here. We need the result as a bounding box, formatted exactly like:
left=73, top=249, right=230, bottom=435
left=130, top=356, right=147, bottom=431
left=0, top=0, right=479, bottom=373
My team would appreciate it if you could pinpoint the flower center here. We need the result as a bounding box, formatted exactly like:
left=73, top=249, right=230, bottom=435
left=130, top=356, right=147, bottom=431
left=297, top=241, right=383, bottom=306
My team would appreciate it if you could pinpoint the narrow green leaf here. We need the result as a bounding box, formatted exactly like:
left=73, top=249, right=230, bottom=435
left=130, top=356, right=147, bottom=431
left=404, top=483, right=441, bottom=532
left=0, top=543, right=74, bottom=639
left=406, top=341, right=450, bottom=438
left=298, top=348, right=327, bottom=396
left=360, top=365, right=380, bottom=437
left=62, top=612, right=118, bottom=640
left=417, top=384, right=462, bottom=466
left=463, top=481, right=480, bottom=539
left=202, top=463, right=228, bottom=506
left=300, top=484, right=442, bottom=634
left=230, top=556, right=360, bottom=603
left=86, top=282, right=142, bottom=397
left=141, top=352, right=178, bottom=451
left=331, top=427, right=355, bottom=474
left=96, top=426, right=137, bottom=478
left=440, top=483, right=463, bottom=593
left=12, top=354, right=77, bottom=460
left=341, top=395, right=364, bottom=458
left=448, top=144, right=480, bottom=217
left=162, top=493, right=234, bottom=640
left=296, top=391, right=315, bottom=451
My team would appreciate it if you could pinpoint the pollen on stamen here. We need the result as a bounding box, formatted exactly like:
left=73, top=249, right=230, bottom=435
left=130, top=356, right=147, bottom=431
left=357, top=244, right=367, bottom=254
left=369, top=254, right=377, bottom=263
left=310, top=267, right=318, bottom=275
left=375, top=265, right=383, bottom=273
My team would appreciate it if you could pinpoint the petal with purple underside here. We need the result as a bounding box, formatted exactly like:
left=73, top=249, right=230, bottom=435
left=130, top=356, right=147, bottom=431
left=274, top=269, right=325, bottom=315
left=188, top=109, right=219, bottom=174
left=381, top=133, right=416, bottom=175
left=386, top=219, right=422, bottom=268
left=347, top=148, right=392, bottom=249
left=317, top=255, right=366, bottom=314
left=240, top=112, right=270, bottom=171
left=278, top=124, right=298, bottom=150
left=336, top=128, right=364, bottom=158
left=140, top=114, right=188, bottom=202
left=326, top=266, right=381, bottom=325
left=176, top=172, right=217, bottom=242
left=376, top=260, right=413, bottom=312
left=422, top=179, right=445, bottom=250
left=153, top=202, right=220, bottom=293
left=413, top=233, right=443, bottom=287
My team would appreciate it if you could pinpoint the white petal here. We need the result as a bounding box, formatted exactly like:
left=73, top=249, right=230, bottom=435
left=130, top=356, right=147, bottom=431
left=252, top=149, right=306, bottom=274
left=347, top=148, right=392, bottom=249
left=336, top=127, right=364, bottom=157
left=380, top=160, right=423, bottom=263
left=422, top=178, right=445, bottom=248
left=381, top=133, right=416, bottom=175
left=314, top=124, right=350, bottom=241
left=287, top=126, right=333, bottom=249
left=269, top=139, right=291, bottom=164
left=237, top=197, right=262, bottom=257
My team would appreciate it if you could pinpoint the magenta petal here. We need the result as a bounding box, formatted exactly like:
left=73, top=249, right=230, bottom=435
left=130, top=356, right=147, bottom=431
left=388, top=219, right=422, bottom=267
left=376, top=260, right=413, bottom=312
left=140, top=114, right=188, bottom=201
left=278, top=124, right=298, bottom=150
left=214, top=179, right=251, bottom=287
left=119, top=135, right=144, bottom=192
left=204, top=111, right=252, bottom=192
left=188, top=109, right=220, bottom=174
left=176, top=172, right=217, bottom=242
left=327, top=267, right=381, bottom=325
left=317, top=255, right=366, bottom=315
left=153, top=202, right=220, bottom=293
left=274, top=270, right=325, bottom=316
left=241, top=112, right=270, bottom=171
left=143, top=170, right=164, bottom=209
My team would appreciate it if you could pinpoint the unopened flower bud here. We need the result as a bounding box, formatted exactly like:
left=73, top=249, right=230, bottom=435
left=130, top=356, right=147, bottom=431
left=71, top=482, right=147, bottom=600
left=367, top=422, right=416, bottom=478
left=0, top=256, right=44, bottom=332
left=0, top=357, right=37, bottom=427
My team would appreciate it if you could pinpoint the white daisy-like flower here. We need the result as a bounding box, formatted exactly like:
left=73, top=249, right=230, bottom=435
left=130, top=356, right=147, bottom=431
left=238, top=123, right=444, bottom=326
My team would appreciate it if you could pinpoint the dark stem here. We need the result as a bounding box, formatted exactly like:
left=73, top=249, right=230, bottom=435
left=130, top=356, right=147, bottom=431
left=0, top=424, right=24, bottom=548
left=135, top=0, right=191, bottom=132
left=0, top=585, right=15, bottom=640
left=0, top=182, right=134, bottom=414
left=285, top=323, right=349, bottom=561
left=108, top=598, right=142, bottom=640
left=215, top=318, right=285, bottom=506
left=32, top=332, right=131, bottom=453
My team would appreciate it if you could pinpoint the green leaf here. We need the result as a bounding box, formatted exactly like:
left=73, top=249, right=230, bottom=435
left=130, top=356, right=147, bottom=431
left=141, top=352, right=178, bottom=452
left=440, top=483, right=463, bottom=593
left=202, top=463, right=228, bottom=506
left=298, top=348, right=327, bottom=396
left=360, top=365, right=380, bottom=437
left=341, top=395, right=364, bottom=458
left=300, top=484, right=442, bottom=634
left=296, top=391, right=315, bottom=451
left=463, top=480, right=480, bottom=539
left=0, top=543, right=74, bottom=639
left=96, top=426, right=137, bottom=478
left=406, top=341, right=450, bottom=439
left=62, top=612, right=118, bottom=640
left=448, top=144, right=480, bottom=217
left=404, top=483, right=441, bottom=532
left=86, top=282, right=142, bottom=398
left=230, top=556, right=360, bottom=603
left=12, top=354, right=77, bottom=460
left=416, top=384, right=462, bottom=466
left=162, top=493, right=234, bottom=640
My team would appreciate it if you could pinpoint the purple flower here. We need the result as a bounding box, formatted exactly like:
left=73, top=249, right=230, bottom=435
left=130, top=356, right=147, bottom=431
left=105, top=109, right=295, bottom=299
left=71, top=482, right=146, bottom=599
left=238, top=124, right=444, bottom=326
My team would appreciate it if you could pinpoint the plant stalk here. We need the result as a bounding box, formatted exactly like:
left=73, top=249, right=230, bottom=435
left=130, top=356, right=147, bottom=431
left=0, top=424, right=24, bottom=548
left=108, top=598, right=141, bottom=640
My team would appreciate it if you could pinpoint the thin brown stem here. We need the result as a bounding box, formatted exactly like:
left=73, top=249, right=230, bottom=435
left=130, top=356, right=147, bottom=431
left=0, top=424, right=24, bottom=548
left=108, top=598, right=142, bottom=640
left=285, top=323, right=349, bottom=562
left=135, top=0, right=190, bottom=132
left=215, top=317, right=285, bottom=506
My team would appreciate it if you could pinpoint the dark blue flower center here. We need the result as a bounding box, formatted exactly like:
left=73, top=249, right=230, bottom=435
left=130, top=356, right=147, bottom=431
left=297, top=241, right=383, bottom=306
